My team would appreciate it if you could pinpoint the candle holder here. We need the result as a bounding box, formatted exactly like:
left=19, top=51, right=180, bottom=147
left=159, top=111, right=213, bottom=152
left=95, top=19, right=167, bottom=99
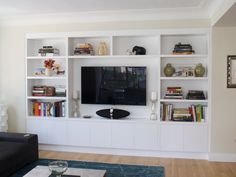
left=150, top=91, right=157, bottom=120
left=150, top=99, right=157, bottom=120
left=72, top=98, right=80, bottom=117
left=72, top=91, right=80, bottom=118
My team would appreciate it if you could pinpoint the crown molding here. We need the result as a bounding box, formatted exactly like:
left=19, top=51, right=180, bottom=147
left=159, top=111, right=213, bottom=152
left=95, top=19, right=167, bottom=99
left=0, top=8, right=209, bottom=27
left=210, top=0, right=236, bottom=26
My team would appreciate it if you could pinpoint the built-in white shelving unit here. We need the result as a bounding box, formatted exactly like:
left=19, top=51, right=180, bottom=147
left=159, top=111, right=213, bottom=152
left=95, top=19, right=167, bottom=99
left=26, top=29, right=211, bottom=159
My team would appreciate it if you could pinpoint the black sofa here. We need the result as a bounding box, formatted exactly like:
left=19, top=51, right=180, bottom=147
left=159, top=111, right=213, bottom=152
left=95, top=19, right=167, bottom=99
left=0, top=132, right=38, bottom=177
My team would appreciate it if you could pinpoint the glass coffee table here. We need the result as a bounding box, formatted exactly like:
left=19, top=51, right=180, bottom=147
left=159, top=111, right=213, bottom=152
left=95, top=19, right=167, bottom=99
left=23, top=165, right=106, bottom=177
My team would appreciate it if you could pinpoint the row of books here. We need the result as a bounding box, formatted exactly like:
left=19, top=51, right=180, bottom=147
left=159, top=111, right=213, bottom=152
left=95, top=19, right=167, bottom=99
left=164, top=87, right=206, bottom=100
left=31, top=101, right=66, bottom=117
left=32, top=86, right=66, bottom=97
left=160, top=103, right=207, bottom=122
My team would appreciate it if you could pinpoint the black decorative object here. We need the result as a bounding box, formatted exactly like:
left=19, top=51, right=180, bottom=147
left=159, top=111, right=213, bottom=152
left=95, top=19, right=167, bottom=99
left=132, top=46, right=146, bottom=55
left=96, top=108, right=130, bottom=119
left=227, top=55, right=236, bottom=88
left=186, top=90, right=206, bottom=100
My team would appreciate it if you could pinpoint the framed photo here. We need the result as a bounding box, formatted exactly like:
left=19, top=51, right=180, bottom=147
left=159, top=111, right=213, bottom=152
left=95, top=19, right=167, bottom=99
left=227, top=55, right=236, bottom=88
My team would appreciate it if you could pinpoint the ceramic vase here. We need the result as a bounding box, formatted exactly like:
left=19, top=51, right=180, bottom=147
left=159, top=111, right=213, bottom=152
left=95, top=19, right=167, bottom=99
left=164, top=63, right=175, bottom=77
left=98, top=42, right=108, bottom=55
left=194, top=63, right=205, bottom=77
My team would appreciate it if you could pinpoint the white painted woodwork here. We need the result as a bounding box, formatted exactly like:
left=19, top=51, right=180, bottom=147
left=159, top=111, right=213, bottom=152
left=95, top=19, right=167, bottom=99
left=26, top=29, right=211, bottom=158
left=133, top=123, right=159, bottom=150
left=90, top=121, right=111, bottom=148
left=27, top=119, right=50, bottom=144
left=66, top=121, right=90, bottom=146
left=160, top=124, right=184, bottom=152
left=183, top=124, right=208, bottom=152
left=111, top=122, right=134, bottom=149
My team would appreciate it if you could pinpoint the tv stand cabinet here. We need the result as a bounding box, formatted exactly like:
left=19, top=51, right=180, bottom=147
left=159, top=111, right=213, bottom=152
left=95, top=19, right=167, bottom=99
left=26, top=29, right=210, bottom=159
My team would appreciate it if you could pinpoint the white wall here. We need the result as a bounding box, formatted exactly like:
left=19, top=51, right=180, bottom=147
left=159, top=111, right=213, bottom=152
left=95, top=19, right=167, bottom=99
left=2, top=19, right=236, bottom=159
left=211, top=27, right=236, bottom=156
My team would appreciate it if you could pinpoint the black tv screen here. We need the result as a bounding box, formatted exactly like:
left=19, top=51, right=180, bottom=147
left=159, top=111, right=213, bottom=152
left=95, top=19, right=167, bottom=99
left=81, top=66, right=146, bottom=105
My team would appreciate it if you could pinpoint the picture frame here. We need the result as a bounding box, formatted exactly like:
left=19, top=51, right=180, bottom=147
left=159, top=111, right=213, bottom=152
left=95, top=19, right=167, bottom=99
left=227, top=55, right=236, bottom=88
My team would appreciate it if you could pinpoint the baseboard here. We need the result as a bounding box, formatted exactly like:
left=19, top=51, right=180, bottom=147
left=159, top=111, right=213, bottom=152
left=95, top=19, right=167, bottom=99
left=209, top=153, right=236, bottom=162
left=39, top=144, right=208, bottom=160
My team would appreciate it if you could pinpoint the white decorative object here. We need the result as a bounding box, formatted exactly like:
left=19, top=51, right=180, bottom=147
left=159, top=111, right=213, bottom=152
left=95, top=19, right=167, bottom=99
left=151, top=91, right=157, bottom=101
left=45, top=68, right=52, bottom=76
left=150, top=91, right=157, bottom=120
left=72, top=90, right=79, bottom=100
left=0, top=104, right=8, bottom=132
left=72, top=90, right=80, bottom=117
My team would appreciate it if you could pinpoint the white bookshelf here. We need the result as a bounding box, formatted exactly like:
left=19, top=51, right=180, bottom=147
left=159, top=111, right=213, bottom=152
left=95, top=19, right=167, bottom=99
left=25, top=29, right=211, bottom=159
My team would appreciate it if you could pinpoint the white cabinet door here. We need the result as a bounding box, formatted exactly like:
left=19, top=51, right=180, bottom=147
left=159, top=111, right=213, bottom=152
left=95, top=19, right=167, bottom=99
left=90, top=122, right=111, bottom=148
left=66, top=121, right=90, bottom=146
left=47, top=120, right=67, bottom=145
left=160, top=124, right=183, bottom=152
left=26, top=119, right=49, bottom=144
left=183, top=124, right=208, bottom=152
left=111, top=123, right=134, bottom=149
left=134, top=123, right=159, bottom=150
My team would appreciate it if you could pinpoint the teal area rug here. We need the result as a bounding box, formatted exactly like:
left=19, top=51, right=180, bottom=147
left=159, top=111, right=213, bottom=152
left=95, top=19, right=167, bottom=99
left=11, top=159, right=165, bottom=177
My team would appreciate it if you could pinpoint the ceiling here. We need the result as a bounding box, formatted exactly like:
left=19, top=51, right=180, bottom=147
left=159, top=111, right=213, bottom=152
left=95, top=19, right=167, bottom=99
left=0, top=0, right=234, bottom=26
left=0, top=0, right=214, bottom=16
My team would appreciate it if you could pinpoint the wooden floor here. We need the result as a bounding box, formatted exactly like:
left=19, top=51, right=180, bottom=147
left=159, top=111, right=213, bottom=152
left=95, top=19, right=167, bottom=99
left=40, top=151, right=236, bottom=177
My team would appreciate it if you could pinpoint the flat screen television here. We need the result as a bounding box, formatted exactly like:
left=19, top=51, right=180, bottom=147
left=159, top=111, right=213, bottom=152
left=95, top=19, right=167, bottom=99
left=81, top=66, right=146, bottom=105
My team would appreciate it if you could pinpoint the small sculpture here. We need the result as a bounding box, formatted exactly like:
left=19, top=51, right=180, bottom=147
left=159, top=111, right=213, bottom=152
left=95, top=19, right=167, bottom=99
left=132, top=46, right=146, bottom=55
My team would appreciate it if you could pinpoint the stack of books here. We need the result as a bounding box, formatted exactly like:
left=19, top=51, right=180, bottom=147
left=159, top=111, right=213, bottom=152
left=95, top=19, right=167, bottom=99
left=74, top=43, right=94, bottom=55
left=186, top=90, right=206, bottom=100
left=164, top=87, right=184, bottom=99
left=31, top=100, right=66, bottom=117
left=172, top=43, right=195, bottom=55
left=32, top=86, right=55, bottom=97
left=38, top=46, right=59, bottom=56
left=173, top=108, right=192, bottom=121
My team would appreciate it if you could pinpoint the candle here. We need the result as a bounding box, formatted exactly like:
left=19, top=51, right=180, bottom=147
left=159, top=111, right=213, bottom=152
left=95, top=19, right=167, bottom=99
left=73, top=90, right=79, bottom=99
left=151, top=91, right=157, bottom=101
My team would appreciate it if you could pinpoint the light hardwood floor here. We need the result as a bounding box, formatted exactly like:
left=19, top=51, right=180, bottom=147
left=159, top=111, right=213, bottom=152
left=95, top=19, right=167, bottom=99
left=40, top=151, right=236, bottom=177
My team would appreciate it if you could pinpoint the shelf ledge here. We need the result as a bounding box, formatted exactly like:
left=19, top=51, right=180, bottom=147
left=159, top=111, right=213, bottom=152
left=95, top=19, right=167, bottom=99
left=160, top=77, right=208, bottom=80
left=27, top=56, right=67, bottom=59
left=27, top=76, right=66, bottom=80
left=68, top=55, right=159, bottom=59
left=160, top=99, right=208, bottom=103
left=27, top=96, right=66, bottom=100
left=160, top=54, right=208, bottom=58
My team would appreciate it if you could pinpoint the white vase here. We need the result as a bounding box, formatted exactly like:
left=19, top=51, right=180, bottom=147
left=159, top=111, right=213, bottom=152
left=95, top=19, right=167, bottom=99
left=45, top=68, right=52, bottom=76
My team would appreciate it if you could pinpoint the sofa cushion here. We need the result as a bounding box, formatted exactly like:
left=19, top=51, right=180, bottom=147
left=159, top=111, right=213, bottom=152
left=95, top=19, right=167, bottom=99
left=0, top=141, right=30, bottom=175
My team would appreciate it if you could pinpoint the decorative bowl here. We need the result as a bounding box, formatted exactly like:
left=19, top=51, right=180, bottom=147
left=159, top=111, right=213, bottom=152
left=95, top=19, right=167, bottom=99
left=48, top=160, right=68, bottom=177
